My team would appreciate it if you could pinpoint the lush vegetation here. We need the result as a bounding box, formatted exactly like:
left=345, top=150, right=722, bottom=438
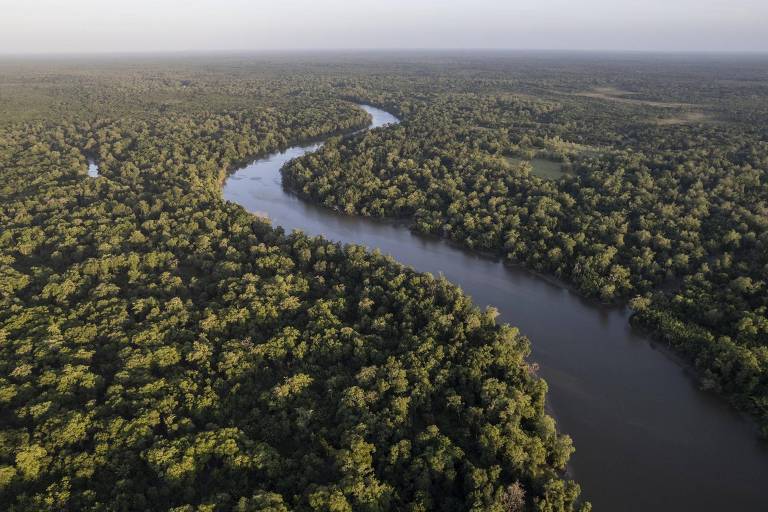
left=281, top=54, right=768, bottom=435
left=0, top=57, right=588, bottom=511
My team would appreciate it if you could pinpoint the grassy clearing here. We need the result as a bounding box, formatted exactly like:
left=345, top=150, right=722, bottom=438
left=504, top=156, right=568, bottom=180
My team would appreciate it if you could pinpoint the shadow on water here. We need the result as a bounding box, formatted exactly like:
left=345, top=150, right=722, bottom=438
left=223, top=104, right=768, bottom=511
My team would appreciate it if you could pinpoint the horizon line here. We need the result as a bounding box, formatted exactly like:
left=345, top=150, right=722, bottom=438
left=2, top=47, right=768, bottom=58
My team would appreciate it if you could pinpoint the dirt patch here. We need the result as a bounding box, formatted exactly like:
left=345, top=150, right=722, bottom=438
left=570, top=87, right=694, bottom=108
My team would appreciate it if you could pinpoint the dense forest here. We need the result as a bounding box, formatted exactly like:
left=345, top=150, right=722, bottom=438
left=281, top=54, right=768, bottom=436
left=0, top=57, right=588, bottom=511
left=2, top=52, right=768, bottom=511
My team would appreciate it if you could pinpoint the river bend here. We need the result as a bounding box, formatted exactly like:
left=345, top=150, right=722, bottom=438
left=223, top=104, right=768, bottom=511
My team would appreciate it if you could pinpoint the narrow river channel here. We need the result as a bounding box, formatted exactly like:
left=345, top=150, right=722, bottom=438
left=223, top=104, right=768, bottom=511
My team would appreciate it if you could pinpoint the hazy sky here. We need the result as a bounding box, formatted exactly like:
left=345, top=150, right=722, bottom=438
left=2, top=0, right=766, bottom=53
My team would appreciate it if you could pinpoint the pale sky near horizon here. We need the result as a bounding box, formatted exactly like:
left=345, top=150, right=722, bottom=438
left=1, top=0, right=766, bottom=54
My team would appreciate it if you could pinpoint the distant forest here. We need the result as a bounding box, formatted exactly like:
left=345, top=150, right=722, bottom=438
left=1, top=52, right=767, bottom=511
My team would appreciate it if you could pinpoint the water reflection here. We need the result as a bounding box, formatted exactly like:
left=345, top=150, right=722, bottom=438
left=87, top=159, right=99, bottom=178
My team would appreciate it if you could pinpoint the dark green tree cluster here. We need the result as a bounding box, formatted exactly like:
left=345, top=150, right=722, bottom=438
left=0, top=62, right=586, bottom=511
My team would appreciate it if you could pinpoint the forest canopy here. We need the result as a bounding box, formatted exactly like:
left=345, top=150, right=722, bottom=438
left=3, top=51, right=768, bottom=511
left=0, top=56, right=593, bottom=511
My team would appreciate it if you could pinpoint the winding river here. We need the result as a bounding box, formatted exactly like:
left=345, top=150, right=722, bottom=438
left=223, top=105, right=768, bottom=511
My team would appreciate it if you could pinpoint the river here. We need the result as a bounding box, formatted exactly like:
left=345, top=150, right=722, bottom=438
left=223, top=104, right=768, bottom=511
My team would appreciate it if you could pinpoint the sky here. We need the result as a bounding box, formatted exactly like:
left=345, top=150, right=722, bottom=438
left=1, top=0, right=767, bottom=54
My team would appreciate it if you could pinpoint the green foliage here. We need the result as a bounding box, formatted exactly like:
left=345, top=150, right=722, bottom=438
left=0, top=57, right=587, bottom=511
